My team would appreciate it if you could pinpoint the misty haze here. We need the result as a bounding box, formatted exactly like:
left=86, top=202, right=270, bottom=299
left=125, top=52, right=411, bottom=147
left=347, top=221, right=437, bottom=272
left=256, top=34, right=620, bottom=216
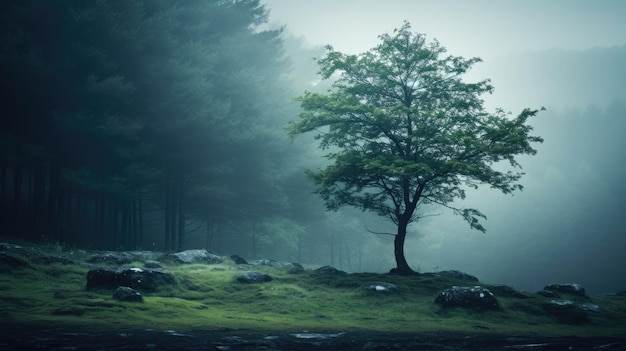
left=1, top=0, right=625, bottom=349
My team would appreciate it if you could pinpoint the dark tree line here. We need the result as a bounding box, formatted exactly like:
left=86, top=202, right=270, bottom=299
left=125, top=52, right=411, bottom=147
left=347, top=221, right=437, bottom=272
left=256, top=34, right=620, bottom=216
left=0, top=0, right=322, bottom=254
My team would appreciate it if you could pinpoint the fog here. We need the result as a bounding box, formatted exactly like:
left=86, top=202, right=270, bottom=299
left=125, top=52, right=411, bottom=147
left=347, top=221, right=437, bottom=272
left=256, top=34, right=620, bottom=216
left=1, top=0, right=624, bottom=296
left=263, top=0, right=626, bottom=294
left=262, top=0, right=626, bottom=58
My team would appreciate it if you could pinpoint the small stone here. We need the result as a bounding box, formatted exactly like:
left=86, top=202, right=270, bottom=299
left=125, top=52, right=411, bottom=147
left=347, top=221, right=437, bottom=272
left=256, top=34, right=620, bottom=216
left=113, top=286, right=143, bottom=302
left=361, top=282, right=398, bottom=294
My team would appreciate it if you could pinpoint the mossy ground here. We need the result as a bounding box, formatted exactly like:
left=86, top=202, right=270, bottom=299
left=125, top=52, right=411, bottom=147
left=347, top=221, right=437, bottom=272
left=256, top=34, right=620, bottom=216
left=1, top=243, right=625, bottom=338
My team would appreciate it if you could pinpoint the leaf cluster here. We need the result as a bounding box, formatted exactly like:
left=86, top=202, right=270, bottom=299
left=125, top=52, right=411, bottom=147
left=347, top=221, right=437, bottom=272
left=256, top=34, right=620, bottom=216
left=289, top=22, right=543, bottom=231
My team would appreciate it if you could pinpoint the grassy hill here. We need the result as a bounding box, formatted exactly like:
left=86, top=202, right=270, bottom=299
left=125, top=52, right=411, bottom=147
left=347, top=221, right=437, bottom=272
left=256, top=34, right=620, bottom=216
left=1, top=240, right=625, bottom=339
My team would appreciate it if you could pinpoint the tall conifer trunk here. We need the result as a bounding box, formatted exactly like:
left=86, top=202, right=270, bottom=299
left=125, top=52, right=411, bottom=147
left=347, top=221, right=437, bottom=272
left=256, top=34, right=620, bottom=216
left=177, top=173, right=185, bottom=252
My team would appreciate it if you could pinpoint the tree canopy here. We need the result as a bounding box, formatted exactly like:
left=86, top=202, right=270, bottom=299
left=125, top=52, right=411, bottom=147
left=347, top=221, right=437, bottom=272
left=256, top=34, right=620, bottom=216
left=289, top=22, right=543, bottom=274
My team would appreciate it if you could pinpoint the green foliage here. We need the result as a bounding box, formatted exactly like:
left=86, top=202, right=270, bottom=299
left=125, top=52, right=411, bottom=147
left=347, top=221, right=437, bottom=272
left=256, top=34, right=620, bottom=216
left=289, top=22, right=543, bottom=270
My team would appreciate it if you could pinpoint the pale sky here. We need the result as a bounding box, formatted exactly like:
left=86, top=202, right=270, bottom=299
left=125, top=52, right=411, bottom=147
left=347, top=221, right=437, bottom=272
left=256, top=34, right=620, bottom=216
left=261, top=0, right=626, bottom=59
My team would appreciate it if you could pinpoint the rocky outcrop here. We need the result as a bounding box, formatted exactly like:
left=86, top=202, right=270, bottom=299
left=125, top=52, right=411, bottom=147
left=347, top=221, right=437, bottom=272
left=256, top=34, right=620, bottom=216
left=435, top=286, right=500, bottom=310
left=86, top=267, right=176, bottom=292
left=236, top=271, right=273, bottom=283
left=537, top=283, right=600, bottom=324
left=165, top=249, right=224, bottom=265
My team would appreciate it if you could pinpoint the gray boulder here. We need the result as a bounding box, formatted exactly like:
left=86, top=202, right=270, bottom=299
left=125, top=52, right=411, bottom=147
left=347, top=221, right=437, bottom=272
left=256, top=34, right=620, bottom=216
left=236, top=271, right=273, bottom=284
left=435, top=286, right=500, bottom=310
left=113, top=286, right=143, bottom=302
left=166, top=249, right=224, bottom=265
left=86, top=267, right=176, bottom=292
left=313, top=265, right=346, bottom=275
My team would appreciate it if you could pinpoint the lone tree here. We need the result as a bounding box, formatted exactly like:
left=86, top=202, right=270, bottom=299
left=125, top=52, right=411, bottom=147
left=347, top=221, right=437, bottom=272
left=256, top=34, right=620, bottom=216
left=288, top=22, right=543, bottom=274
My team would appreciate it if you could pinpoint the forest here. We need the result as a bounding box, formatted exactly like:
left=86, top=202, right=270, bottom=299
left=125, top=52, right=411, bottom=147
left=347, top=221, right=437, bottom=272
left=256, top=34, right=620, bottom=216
left=0, top=0, right=365, bottom=266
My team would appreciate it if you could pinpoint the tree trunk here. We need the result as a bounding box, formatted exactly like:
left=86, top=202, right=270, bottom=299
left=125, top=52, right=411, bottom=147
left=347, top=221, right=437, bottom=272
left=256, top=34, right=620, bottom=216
left=164, top=169, right=174, bottom=251
left=121, top=199, right=129, bottom=250
left=13, top=166, right=22, bottom=232
left=97, top=193, right=105, bottom=249
left=176, top=174, right=185, bottom=252
left=393, top=216, right=415, bottom=274
left=136, top=188, right=143, bottom=248
left=343, top=240, right=351, bottom=271
left=297, top=231, right=303, bottom=265
left=46, top=164, right=59, bottom=240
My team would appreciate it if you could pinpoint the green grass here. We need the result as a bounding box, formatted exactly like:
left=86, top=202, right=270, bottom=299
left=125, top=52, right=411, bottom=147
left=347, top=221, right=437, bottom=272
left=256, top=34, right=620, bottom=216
left=1, top=245, right=625, bottom=337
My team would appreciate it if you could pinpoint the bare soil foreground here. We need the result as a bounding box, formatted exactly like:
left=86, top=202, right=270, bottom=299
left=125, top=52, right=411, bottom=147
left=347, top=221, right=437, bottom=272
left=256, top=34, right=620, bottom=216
left=0, top=325, right=625, bottom=351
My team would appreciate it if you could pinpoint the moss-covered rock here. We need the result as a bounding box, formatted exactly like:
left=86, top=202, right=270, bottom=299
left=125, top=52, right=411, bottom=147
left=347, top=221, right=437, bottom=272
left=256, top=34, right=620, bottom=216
left=86, top=267, right=176, bottom=292
left=435, top=286, right=500, bottom=310
left=235, top=271, right=273, bottom=284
